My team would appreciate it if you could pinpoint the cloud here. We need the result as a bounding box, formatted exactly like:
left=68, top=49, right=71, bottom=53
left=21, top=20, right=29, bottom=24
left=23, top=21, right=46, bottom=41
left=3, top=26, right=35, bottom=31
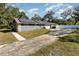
left=11, top=4, right=16, bottom=7
left=45, top=3, right=64, bottom=12
left=56, top=9, right=65, bottom=14
left=54, top=5, right=73, bottom=19
left=45, top=3, right=49, bottom=7
left=7, top=3, right=17, bottom=7
left=67, top=5, right=73, bottom=9
left=56, top=5, right=73, bottom=14
left=58, top=17, right=63, bottom=19
left=45, top=6, right=53, bottom=12
left=27, top=8, right=39, bottom=14
left=19, top=9, right=25, bottom=12
left=57, top=3, right=64, bottom=6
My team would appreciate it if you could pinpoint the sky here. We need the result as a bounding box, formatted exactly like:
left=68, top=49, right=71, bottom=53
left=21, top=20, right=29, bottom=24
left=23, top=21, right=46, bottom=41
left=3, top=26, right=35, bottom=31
left=8, top=3, right=79, bottom=19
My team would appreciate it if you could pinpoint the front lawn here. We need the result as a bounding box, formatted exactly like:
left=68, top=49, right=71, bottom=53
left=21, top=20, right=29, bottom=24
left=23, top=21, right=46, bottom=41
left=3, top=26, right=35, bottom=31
left=31, top=41, right=79, bottom=56
left=0, top=32, right=17, bottom=45
left=59, top=33, right=79, bottom=43
left=18, top=28, right=50, bottom=39
left=31, top=29, right=79, bottom=56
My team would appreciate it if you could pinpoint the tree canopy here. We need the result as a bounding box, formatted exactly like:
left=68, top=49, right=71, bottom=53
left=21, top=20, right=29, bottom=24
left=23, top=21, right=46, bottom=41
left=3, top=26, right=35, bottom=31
left=0, top=3, right=29, bottom=29
left=43, top=11, right=54, bottom=22
left=72, top=6, right=79, bottom=24
left=31, top=14, right=42, bottom=21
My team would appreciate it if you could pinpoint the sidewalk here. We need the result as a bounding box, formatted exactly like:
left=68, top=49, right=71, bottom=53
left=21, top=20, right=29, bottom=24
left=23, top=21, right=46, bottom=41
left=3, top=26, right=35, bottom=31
left=11, top=32, right=26, bottom=41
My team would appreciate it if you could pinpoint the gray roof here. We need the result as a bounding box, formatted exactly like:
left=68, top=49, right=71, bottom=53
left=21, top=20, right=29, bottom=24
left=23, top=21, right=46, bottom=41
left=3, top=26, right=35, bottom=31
left=14, top=18, right=55, bottom=25
left=15, top=18, right=35, bottom=24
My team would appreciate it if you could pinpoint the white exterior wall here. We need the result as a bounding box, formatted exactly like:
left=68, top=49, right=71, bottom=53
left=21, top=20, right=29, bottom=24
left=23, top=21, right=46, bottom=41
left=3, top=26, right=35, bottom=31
left=56, top=25, right=79, bottom=29
left=17, top=25, right=22, bottom=32
left=17, top=25, right=51, bottom=32
left=17, top=25, right=44, bottom=32
left=44, top=26, right=50, bottom=29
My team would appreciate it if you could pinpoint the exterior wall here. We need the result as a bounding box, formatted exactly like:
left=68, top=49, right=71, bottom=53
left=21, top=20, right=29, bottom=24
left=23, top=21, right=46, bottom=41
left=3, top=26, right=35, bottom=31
left=17, top=25, right=44, bottom=32
left=44, top=26, right=50, bottom=29
left=17, top=25, right=22, bottom=32
left=56, top=25, right=79, bottom=29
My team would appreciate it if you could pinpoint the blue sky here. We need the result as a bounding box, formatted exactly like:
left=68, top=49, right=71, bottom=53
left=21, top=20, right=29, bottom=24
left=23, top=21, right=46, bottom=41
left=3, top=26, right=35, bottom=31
left=8, top=3, right=79, bottom=19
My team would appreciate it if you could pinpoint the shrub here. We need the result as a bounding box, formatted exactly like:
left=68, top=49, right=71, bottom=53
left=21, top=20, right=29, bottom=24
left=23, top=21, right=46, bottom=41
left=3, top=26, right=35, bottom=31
left=64, top=21, right=74, bottom=25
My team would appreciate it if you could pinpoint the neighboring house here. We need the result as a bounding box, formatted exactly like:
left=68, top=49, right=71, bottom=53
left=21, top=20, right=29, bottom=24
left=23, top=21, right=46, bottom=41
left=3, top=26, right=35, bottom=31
left=13, top=18, right=55, bottom=32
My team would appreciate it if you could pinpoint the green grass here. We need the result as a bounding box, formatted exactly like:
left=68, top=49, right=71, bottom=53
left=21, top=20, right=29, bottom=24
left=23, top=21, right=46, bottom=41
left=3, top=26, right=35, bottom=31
left=59, top=28, right=79, bottom=43
left=0, top=32, right=17, bottom=45
left=59, top=33, right=79, bottom=43
left=31, top=41, right=79, bottom=56
left=76, top=22, right=79, bottom=25
left=30, top=29, right=79, bottom=56
left=18, top=28, right=50, bottom=39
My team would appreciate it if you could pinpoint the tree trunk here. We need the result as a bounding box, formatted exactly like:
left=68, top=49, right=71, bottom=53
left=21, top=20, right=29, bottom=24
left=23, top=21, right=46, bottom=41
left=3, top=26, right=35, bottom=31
left=74, top=19, right=78, bottom=25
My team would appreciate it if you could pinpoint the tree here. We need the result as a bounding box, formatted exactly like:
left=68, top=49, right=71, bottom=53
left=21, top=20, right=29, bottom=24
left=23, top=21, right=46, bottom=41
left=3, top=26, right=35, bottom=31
left=17, top=12, right=29, bottom=19
left=0, top=3, right=8, bottom=26
left=60, top=9, right=75, bottom=25
left=31, top=14, right=42, bottom=21
left=6, top=6, right=29, bottom=29
left=43, top=11, right=54, bottom=22
left=73, top=6, right=79, bottom=24
left=61, top=9, right=72, bottom=20
left=0, top=3, right=29, bottom=29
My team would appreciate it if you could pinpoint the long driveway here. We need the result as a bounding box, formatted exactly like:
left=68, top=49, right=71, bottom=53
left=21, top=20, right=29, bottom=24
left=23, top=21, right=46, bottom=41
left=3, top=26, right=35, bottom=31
left=0, top=34, right=58, bottom=56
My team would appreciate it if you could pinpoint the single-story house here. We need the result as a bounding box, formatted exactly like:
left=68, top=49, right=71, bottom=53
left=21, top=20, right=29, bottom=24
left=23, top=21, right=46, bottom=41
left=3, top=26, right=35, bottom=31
left=13, top=18, right=55, bottom=32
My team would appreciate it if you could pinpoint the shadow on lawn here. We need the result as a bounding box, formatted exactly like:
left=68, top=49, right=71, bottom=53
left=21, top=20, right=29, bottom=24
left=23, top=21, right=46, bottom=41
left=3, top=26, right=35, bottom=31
left=0, top=29, right=14, bottom=33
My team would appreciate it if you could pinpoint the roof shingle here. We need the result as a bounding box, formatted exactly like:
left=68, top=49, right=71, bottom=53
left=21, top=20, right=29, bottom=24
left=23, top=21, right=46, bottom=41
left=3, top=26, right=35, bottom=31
left=14, top=18, right=55, bottom=25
